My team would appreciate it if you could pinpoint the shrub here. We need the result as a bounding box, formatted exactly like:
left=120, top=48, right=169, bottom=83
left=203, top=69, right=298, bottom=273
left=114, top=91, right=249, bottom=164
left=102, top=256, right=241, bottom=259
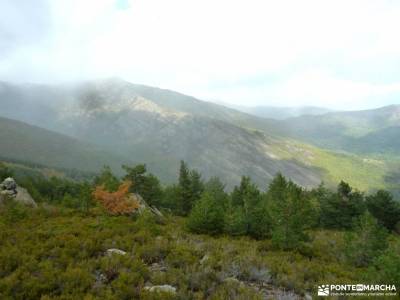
left=93, top=181, right=140, bottom=215
left=0, top=197, right=30, bottom=223
left=0, top=162, right=13, bottom=181
left=111, top=271, right=143, bottom=299
left=370, top=243, right=400, bottom=288
left=135, top=210, right=162, bottom=234
left=60, top=266, right=93, bottom=295
left=166, top=244, right=198, bottom=269
left=210, top=280, right=263, bottom=300
left=61, top=194, right=80, bottom=209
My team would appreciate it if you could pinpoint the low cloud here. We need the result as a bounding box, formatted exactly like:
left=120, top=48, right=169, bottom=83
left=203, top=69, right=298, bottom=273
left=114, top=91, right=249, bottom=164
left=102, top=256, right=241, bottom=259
left=1, top=0, right=400, bottom=109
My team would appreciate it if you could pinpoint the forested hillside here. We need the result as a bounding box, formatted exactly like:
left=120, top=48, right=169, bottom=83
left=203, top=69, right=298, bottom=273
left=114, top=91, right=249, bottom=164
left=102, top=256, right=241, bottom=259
left=0, top=116, right=131, bottom=174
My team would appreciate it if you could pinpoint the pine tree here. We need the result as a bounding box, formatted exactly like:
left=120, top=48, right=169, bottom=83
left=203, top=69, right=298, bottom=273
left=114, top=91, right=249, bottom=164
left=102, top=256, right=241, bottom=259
left=79, top=181, right=93, bottom=213
left=309, top=183, right=329, bottom=226
left=345, top=213, right=388, bottom=267
left=179, top=161, right=190, bottom=190
left=241, top=181, right=264, bottom=237
left=160, top=184, right=180, bottom=211
left=338, top=180, right=352, bottom=197
left=231, top=176, right=252, bottom=207
left=187, top=192, right=225, bottom=235
left=178, top=161, right=192, bottom=215
left=204, top=177, right=228, bottom=207
left=142, top=174, right=163, bottom=207
left=224, top=205, right=247, bottom=236
left=93, top=166, right=120, bottom=192
left=230, top=176, right=270, bottom=238
left=177, top=161, right=204, bottom=215
left=366, top=190, right=400, bottom=231
left=266, top=173, right=288, bottom=202
left=268, top=178, right=315, bottom=250
left=319, top=181, right=366, bottom=229
left=122, top=164, right=147, bottom=191
left=122, top=164, right=163, bottom=206
left=246, top=202, right=271, bottom=239
left=189, top=169, right=204, bottom=204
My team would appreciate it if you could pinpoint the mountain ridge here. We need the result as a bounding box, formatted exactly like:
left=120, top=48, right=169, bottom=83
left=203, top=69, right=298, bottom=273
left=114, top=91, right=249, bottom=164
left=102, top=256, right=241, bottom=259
left=275, top=103, right=400, bottom=155
left=1, top=78, right=399, bottom=192
left=220, top=103, right=333, bottom=120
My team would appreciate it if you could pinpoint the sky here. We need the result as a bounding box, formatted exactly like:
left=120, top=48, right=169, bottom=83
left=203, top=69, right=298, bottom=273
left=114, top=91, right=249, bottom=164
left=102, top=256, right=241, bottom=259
left=1, top=0, right=400, bottom=110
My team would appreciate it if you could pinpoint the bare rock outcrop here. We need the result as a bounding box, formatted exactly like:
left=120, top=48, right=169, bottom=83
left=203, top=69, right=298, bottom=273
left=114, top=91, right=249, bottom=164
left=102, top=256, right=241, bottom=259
left=132, top=193, right=164, bottom=218
left=0, top=177, right=37, bottom=207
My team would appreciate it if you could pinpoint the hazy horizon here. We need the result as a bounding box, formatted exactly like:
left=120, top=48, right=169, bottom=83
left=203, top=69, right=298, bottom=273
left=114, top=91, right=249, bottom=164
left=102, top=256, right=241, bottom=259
left=1, top=0, right=400, bottom=110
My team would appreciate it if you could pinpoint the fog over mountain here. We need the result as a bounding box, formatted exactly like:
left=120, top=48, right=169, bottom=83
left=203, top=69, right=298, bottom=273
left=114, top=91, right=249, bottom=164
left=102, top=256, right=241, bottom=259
left=1, top=0, right=400, bottom=110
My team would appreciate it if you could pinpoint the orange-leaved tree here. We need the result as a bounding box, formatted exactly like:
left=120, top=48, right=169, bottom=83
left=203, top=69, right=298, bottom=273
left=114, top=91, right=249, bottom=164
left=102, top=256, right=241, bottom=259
left=93, top=181, right=140, bottom=215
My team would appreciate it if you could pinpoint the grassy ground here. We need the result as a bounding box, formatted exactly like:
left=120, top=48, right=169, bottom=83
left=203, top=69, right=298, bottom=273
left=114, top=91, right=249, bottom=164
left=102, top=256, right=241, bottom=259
left=0, top=203, right=384, bottom=300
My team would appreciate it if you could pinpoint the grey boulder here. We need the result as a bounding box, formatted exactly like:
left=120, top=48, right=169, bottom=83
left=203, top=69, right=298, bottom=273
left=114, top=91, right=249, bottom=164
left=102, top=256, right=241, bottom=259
left=0, top=177, right=37, bottom=207
left=144, top=285, right=177, bottom=294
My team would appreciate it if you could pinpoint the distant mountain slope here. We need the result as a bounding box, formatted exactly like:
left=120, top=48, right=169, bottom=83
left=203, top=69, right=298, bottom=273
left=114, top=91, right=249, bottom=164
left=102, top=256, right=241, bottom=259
left=0, top=79, right=398, bottom=191
left=0, top=79, right=279, bottom=136
left=276, top=105, right=400, bottom=155
left=354, top=126, right=400, bottom=154
left=50, top=84, right=322, bottom=188
left=224, top=104, right=332, bottom=120
left=108, top=80, right=268, bottom=124
left=0, top=116, right=130, bottom=173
